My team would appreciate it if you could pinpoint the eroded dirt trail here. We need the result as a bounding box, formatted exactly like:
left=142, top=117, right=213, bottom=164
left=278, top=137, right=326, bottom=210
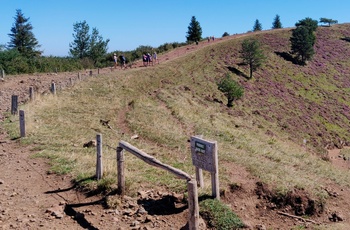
left=0, top=40, right=227, bottom=229
left=2, top=30, right=350, bottom=229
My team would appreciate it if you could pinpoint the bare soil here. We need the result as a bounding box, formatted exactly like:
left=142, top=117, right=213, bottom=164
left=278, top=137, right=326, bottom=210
left=1, top=35, right=350, bottom=230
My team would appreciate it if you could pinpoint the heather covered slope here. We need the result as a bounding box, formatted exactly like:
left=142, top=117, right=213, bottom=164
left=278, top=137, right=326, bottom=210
left=213, top=24, right=350, bottom=153
left=3, top=23, right=350, bottom=229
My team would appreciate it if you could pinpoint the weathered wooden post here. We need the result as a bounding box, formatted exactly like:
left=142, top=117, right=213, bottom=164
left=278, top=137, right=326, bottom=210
left=98, top=68, right=100, bottom=75
left=29, top=87, right=34, bottom=101
left=89, top=70, right=93, bottom=76
left=11, top=95, right=18, bottom=115
left=188, top=179, right=199, bottom=230
left=211, top=142, right=219, bottom=199
left=19, top=110, right=26, bottom=137
left=1, top=69, right=5, bottom=78
left=195, top=167, right=204, bottom=187
left=190, top=136, right=220, bottom=200
left=50, top=82, right=56, bottom=95
left=69, top=78, right=72, bottom=85
left=117, top=140, right=198, bottom=229
left=96, top=134, right=103, bottom=180
left=78, top=72, right=81, bottom=80
left=117, top=146, right=125, bottom=196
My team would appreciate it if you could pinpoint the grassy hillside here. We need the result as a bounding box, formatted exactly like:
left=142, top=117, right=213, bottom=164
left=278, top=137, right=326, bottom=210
left=13, top=24, right=350, bottom=219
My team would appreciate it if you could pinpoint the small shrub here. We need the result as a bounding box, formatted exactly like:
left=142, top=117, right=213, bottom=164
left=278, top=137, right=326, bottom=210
left=217, top=74, right=244, bottom=107
left=222, top=32, right=230, bottom=37
left=199, top=198, right=244, bottom=230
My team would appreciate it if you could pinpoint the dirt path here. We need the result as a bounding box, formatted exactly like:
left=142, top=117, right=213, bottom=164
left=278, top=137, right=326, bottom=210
left=1, top=31, right=350, bottom=229
left=0, top=38, right=228, bottom=229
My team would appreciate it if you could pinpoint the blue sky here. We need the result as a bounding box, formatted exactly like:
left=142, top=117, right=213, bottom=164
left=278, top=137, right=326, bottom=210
left=0, top=0, right=348, bottom=56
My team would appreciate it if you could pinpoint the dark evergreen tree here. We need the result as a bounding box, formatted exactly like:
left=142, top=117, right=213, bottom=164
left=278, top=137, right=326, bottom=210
left=240, top=38, right=265, bottom=79
left=290, top=17, right=318, bottom=65
left=253, top=19, right=262, bottom=32
left=290, top=26, right=315, bottom=65
left=272, top=14, right=282, bottom=29
left=186, top=16, right=202, bottom=43
left=295, top=17, right=318, bottom=33
left=88, top=27, right=110, bottom=66
left=69, top=21, right=90, bottom=59
left=8, top=9, right=41, bottom=57
left=222, top=32, right=230, bottom=37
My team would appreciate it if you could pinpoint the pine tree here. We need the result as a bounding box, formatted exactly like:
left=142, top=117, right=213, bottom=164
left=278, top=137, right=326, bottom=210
left=295, top=17, right=318, bottom=32
left=272, top=14, right=282, bottom=29
left=319, top=17, right=338, bottom=27
left=88, top=28, right=110, bottom=66
left=290, top=17, right=318, bottom=65
left=8, top=9, right=41, bottom=57
left=253, top=19, right=262, bottom=32
left=217, top=74, right=244, bottom=107
left=186, top=16, right=202, bottom=43
left=69, top=21, right=90, bottom=59
left=240, top=38, right=265, bottom=79
left=290, top=26, right=315, bottom=64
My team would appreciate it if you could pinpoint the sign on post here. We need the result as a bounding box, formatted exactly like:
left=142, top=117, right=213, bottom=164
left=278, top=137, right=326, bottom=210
left=190, top=136, right=220, bottom=199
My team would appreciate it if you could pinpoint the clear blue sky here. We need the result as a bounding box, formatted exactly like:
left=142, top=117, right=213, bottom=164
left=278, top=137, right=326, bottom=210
left=0, top=0, right=348, bottom=56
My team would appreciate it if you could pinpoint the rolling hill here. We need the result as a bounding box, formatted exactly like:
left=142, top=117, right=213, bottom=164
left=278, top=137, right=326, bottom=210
left=4, top=23, right=350, bottom=229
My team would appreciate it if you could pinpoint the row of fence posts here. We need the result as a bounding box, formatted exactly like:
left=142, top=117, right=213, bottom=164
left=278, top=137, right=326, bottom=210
left=10, top=70, right=100, bottom=137
left=9, top=69, right=202, bottom=229
left=3, top=68, right=97, bottom=81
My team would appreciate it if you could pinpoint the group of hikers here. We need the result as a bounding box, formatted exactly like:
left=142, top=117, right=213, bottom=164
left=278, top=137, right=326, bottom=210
left=113, top=52, right=159, bottom=69
left=113, top=53, right=126, bottom=69
left=142, top=52, right=158, bottom=67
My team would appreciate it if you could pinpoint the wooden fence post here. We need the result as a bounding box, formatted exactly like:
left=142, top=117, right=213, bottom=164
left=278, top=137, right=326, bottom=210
left=195, top=167, right=204, bottom=188
left=78, top=72, right=81, bottom=81
left=98, top=68, right=100, bottom=75
left=96, top=134, right=103, bottom=180
left=89, top=70, right=93, bottom=76
left=188, top=179, right=199, bottom=230
left=19, top=110, right=26, bottom=137
left=51, top=82, right=56, bottom=95
left=29, top=87, right=34, bottom=101
left=117, top=141, right=196, bottom=228
left=117, top=146, right=125, bottom=196
left=1, top=69, right=5, bottom=78
left=11, top=95, right=18, bottom=115
left=212, top=142, right=220, bottom=200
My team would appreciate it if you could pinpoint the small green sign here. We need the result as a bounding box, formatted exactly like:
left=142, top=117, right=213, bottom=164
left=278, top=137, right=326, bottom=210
left=195, top=141, right=206, bottom=154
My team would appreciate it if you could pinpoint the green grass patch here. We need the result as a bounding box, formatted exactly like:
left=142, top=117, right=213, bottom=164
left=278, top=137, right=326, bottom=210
left=199, top=198, right=244, bottom=230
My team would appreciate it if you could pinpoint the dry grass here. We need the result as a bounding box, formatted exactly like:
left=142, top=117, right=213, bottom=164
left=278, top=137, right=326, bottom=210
left=10, top=27, right=350, bottom=201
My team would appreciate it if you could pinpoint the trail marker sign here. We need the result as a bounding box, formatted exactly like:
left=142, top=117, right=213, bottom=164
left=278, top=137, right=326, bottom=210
left=190, top=136, right=220, bottom=199
left=191, top=137, right=217, bottom=172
